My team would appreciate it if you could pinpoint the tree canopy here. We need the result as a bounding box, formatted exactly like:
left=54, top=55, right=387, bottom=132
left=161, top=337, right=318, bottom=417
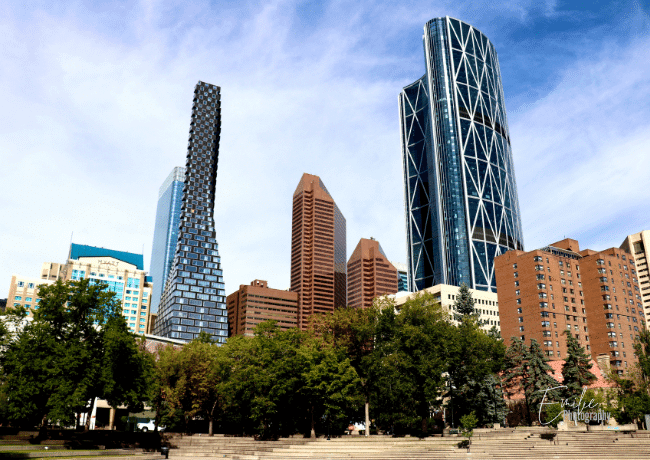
left=0, top=279, right=150, bottom=428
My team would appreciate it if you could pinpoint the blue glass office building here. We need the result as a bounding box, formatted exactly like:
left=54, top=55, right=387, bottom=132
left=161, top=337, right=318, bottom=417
left=149, top=167, right=185, bottom=314
left=153, top=81, right=228, bottom=342
left=400, top=17, right=524, bottom=293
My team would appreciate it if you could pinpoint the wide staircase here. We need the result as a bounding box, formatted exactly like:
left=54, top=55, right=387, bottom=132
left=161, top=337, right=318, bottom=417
left=0, top=435, right=161, bottom=460
left=167, top=428, right=650, bottom=460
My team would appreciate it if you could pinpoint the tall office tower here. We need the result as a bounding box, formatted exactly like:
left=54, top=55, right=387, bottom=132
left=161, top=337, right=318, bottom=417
left=621, top=230, right=650, bottom=325
left=226, top=280, right=299, bottom=337
left=347, top=238, right=398, bottom=310
left=290, top=173, right=346, bottom=329
left=495, top=238, right=645, bottom=375
left=153, top=81, right=228, bottom=343
left=149, top=166, right=185, bottom=314
left=399, top=17, right=524, bottom=293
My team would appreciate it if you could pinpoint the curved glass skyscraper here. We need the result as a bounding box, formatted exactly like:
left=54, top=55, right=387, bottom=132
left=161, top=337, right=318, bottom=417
left=400, top=17, right=524, bottom=293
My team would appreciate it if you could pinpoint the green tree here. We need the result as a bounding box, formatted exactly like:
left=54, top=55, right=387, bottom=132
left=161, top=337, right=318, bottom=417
left=453, top=283, right=477, bottom=319
left=447, top=290, right=505, bottom=427
left=502, top=337, right=528, bottom=399
left=542, top=402, right=564, bottom=427
left=633, top=328, right=650, bottom=384
left=1, top=279, right=149, bottom=428
left=561, top=332, right=596, bottom=400
left=301, top=339, right=362, bottom=438
left=1, top=322, right=61, bottom=427
left=459, top=411, right=477, bottom=449
left=312, top=304, right=378, bottom=436
left=151, top=336, right=223, bottom=434
left=218, top=322, right=311, bottom=438
left=607, top=330, right=650, bottom=426
left=502, top=337, right=560, bottom=425
left=524, top=340, right=561, bottom=425
left=457, top=375, right=508, bottom=427
left=373, top=293, right=450, bottom=435
left=609, top=376, right=650, bottom=425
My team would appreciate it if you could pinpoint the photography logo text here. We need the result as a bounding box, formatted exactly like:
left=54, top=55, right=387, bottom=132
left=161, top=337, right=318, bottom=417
left=539, top=385, right=610, bottom=425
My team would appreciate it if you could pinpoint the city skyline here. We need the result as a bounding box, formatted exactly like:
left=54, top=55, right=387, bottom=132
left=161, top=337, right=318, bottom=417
left=1, top=1, right=649, bottom=299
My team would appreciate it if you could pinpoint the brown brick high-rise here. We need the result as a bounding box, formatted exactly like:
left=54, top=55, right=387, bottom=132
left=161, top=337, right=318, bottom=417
left=495, top=238, right=645, bottom=376
left=226, top=280, right=299, bottom=337
left=347, top=238, right=398, bottom=309
left=291, top=173, right=346, bottom=329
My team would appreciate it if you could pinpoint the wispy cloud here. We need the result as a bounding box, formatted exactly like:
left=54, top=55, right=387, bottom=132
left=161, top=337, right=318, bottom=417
left=511, top=33, right=650, bottom=250
left=0, top=0, right=648, bottom=299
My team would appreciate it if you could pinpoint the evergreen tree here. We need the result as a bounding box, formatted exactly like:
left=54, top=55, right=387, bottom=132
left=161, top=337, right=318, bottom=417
left=457, top=375, right=508, bottom=427
left=446, top=315, right=505, bottom=426
left=502, top=337, right=561, bottom=425
left=561, top=332, right=596, bottom=400
left=502, top=337, right=528, bottom=399
left=453, top=283, right=477, bottom=320
left=523, top=340, right=561, bottom=424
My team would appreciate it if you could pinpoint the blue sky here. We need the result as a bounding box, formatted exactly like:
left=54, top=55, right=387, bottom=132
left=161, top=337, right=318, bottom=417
left=1, top=0, right=649, bottom=299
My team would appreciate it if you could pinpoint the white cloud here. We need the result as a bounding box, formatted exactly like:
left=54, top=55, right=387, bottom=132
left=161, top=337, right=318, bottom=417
left=0, top=0, right=648, bottom=302
left=510, top=35, right=650, bottom=251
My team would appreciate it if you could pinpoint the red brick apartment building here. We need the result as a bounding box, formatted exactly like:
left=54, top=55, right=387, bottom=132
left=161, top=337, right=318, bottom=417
left=226, top=280, right=299, bottom=337
left=495, top=238, right=645, bottom=375
left=347, top=238, right=398, bottom=310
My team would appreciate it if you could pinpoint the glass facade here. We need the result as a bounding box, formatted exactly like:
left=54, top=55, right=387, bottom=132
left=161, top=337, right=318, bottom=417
left=397, top=270, right=408, bottom=292
left=153, top=81, right=228, bottom=343
left=149, top=166, right=185, bottom=313
left=400, top=17, right=524, bottom=293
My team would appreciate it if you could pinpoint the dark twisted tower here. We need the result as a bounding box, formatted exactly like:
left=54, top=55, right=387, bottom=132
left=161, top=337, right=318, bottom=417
left=153, top=81, right=228, bottom=342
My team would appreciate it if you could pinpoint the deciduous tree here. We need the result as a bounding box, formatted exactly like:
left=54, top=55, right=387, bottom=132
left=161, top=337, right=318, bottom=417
left=1, top=279, right=149, bottom=428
